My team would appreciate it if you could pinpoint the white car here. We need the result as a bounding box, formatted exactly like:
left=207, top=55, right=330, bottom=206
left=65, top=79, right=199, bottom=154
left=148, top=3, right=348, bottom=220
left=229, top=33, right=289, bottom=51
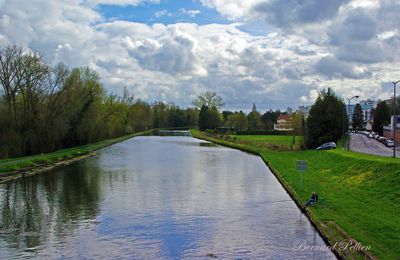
left=385, top=140, right=394, bottom=147
left=378, top=137, right=387, bottom=143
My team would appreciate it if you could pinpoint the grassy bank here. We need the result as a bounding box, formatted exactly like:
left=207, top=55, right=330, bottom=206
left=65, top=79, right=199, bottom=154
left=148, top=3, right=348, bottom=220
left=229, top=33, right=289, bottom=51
left=0, top=129, right=154, bottom=178
left=190, top=129, right=400, bottom=259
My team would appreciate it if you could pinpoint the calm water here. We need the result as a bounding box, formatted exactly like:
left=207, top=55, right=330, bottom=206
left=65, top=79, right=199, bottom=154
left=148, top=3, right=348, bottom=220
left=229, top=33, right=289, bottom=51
left=0, top=133, right=335, bottom=259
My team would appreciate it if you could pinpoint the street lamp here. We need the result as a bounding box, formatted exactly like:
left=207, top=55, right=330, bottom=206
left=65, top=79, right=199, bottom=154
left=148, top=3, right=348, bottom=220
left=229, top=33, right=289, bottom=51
left=346, top=95, right=359, bottom=150
left=392, top=80, right=400, bottom=158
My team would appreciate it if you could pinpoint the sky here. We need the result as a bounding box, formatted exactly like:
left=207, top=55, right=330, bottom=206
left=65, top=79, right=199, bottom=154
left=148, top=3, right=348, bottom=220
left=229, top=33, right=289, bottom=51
left=0, top=0, right=399, bottom=111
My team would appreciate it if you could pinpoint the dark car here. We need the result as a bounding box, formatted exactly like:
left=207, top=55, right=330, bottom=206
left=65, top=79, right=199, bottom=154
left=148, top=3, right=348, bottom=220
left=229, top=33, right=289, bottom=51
left=316, top=142, right=336, bottom=150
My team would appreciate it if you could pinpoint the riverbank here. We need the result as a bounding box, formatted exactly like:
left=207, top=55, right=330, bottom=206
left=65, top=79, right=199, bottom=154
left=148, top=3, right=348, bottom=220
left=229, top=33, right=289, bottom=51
left=0, top=129, right=154, bottom=184
left=190, top=129, right=400, bottom=259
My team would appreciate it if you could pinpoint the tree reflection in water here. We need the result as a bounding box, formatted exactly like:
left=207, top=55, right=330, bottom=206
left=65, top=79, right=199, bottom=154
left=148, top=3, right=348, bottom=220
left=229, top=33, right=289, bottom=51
left=0, top=160, right=101, bottom=251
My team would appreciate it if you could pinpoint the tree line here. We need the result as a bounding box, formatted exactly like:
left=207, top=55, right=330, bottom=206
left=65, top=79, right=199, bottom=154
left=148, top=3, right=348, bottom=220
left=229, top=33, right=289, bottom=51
left=196, top=88, right=399, bottom=149
left=194, top=92, right=285, bottom=132
left=0, top=45, right=198, bottom=158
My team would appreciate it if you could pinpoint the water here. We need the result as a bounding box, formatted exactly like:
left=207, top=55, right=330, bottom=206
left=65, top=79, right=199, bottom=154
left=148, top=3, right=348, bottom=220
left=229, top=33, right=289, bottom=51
left=0, top=133, right=336, bottom=259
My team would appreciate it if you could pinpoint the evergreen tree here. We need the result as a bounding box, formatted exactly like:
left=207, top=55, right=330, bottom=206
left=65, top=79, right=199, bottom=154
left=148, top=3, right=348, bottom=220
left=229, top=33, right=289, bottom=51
left=261, top=109, right=281, bottom=130
left=198, top=105, right=209, bottom=131
left=247, top=103, right=261, bottom=131
left=306, top=88, right=346, bottom=148
left=372, top=101, right=391, bottom=135
left=352, top=103, right=364, bottom=131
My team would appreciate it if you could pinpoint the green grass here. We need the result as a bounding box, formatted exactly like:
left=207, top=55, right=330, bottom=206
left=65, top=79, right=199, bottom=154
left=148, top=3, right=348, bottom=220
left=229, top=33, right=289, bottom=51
left=190, top=129, right=400, bottom=259
left=0, top=129, right=154, bottom=174
left=210, top=133, right=303, bottom=151
left=230, top=134, right=303, bottom=145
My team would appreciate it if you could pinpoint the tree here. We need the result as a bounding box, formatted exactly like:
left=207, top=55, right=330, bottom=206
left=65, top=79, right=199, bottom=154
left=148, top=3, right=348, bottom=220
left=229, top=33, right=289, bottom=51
left=184, top=108, right=199, bottom=127
left=225, top=111, right=247, bottom=131
left=167, top=105, right=186, bottom=127
left=261, top=109, right=281, bottom=130
left=208, top=107, right=222, bottom=129
left=198, top=105, right=209, bottom=131
left=222, top=110, right=233, bottom=123
left=0, top=44, right=202, bottom=158
left=372, top=101, right=391, bottom=135
left=152, top=101, right=168, bottom=128
left=306, top=88, right=346, bottom=148
left=352, top=103, right=364, bottom=131
left=247, top=103, right=261, bottom=131
left=192, top=91, right=224, bottom=109
left=198, top=105, right=221, bottom=130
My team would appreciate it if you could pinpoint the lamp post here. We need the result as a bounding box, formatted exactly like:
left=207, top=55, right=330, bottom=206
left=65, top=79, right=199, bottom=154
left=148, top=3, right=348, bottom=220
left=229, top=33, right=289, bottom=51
left=347, top=95, right=359, bottom=150
left=392, top=80, right=400, bottom=158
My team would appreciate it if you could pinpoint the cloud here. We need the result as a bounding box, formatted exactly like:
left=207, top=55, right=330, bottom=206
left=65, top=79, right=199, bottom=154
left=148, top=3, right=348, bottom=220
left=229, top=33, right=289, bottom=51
left=252, top=0, right=350, bottom=29
left=127, top=29, right=207, bottom=76
left=154, top=10, right=171, bottom=18
left=199, top=0, right=265, bottom=20
left=0, top=0, right=399, bottom=110
left=179, top=8, right=201, bottom=18
left=314, top=56, right=371, bottom=79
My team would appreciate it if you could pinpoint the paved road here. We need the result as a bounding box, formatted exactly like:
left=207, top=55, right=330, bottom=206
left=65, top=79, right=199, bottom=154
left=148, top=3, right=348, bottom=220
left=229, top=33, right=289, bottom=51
left=349, top=133, right=400, bottom=158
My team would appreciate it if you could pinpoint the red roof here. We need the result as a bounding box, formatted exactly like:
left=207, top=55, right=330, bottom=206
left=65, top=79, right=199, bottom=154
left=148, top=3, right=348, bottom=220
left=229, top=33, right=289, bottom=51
left=277, top=114, right=290, bottom=121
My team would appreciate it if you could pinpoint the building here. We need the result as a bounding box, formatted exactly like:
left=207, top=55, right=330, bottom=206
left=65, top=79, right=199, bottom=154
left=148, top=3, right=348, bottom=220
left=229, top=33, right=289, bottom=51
left=286, top=107, right=293, bottom=115
left=346, top=99, right=378, bottom=130
left=274, top=114, right=293, bottom=131
left=383, top=116, right=400, bottom=143
left=296, top=105, right=311, bottom=119
left=359, top=99, right=378, bottom=130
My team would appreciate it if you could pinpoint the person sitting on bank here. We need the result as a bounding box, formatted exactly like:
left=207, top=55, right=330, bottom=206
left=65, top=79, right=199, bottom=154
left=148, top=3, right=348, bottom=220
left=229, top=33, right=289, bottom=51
left=306, top=192, right=318, bottom=207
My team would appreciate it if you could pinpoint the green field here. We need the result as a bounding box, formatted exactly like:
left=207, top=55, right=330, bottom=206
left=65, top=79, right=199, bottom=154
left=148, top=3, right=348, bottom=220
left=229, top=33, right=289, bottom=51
left=212, top=134, right=303, bottom=151
left=230, top=134, right=303, bottom=145
left=0, top=130, right=154, bottom=174
left=190, top=129, right=400, bottom=259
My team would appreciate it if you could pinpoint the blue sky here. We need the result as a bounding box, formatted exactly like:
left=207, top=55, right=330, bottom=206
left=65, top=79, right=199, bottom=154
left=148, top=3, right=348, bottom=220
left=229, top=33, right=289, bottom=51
left=98, top=1, right=271, bottom=36
left=0, top=0, right=399, bottom=110
left=98, top=0, right=230, bottom=25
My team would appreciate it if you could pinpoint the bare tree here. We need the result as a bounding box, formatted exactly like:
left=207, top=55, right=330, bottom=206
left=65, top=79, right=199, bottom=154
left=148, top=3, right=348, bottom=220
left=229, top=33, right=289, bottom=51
left=192, top=91, right=224, bottom=109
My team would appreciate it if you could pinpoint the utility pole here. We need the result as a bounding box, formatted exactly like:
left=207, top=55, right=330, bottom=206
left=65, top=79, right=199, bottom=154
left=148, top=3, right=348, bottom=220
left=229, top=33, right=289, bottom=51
left=392, top=80, right=400, bottom=158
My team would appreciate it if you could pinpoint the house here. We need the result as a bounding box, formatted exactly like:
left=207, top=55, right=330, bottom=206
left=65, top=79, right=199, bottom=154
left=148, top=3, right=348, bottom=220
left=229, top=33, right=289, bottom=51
left=274, top=114, right=293, bottom=131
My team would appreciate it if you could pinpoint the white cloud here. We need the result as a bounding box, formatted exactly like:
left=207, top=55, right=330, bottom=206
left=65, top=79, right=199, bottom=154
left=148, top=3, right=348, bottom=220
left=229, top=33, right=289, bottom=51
left=200, top=0, right=265, bottom=20
left=0, top=0, right=399, bottom=110
left=179, top=9, right=201, bottom=18
left=154, top=10, right=171, bottom=18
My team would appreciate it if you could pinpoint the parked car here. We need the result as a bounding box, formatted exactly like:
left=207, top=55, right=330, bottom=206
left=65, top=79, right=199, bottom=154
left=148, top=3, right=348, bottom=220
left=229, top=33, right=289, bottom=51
left=374, top=135, right=380, bottom=140
left=316, top=142, right=337, bottom=150
left=368, top=133, right=374, bottom=138
left=385, top=140, right=394, bottom=147
left=378, top=136, right=387, bottom=143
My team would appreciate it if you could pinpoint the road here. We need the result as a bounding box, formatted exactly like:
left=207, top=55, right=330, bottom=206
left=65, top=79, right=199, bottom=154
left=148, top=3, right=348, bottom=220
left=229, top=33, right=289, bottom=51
left=349, top=133, right=400, bottom=158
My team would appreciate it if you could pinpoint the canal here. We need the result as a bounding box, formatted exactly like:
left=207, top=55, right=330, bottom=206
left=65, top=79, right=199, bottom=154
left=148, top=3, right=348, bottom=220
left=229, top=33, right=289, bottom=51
left=0, top=133, right=335, bottom=259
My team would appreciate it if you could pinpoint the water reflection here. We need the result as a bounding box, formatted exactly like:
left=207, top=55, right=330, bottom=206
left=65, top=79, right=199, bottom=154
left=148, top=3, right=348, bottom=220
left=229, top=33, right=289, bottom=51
left=0, top=134, right=335, bottom=259
left=0, top=162, right=101, bottom=258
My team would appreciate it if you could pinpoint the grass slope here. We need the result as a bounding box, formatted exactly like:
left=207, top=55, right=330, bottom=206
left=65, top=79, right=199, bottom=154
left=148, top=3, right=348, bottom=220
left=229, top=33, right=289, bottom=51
left=191, top=129, right=400, bottom=259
